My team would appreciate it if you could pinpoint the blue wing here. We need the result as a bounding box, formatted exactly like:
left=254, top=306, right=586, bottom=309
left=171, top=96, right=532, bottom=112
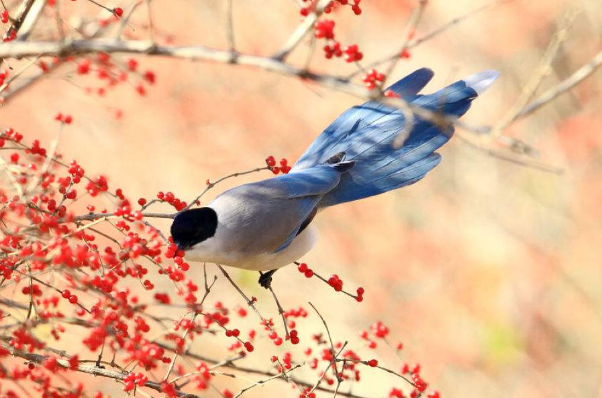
left=265, top=164, right=342, bottom=199
left=293, top=68, right=435, bottom=171
left=289, top=68, right=497, bottom=208
left=248, top=165, right=343, bottom=253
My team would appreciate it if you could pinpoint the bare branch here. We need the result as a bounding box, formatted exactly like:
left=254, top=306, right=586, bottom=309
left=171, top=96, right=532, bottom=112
left=492, top=6, right=580, bottom=135
left=0, top=336, right=206, bottom=398
left=232, top=364, right=302, bottom=398
left=185, top=166, right=269, bottom=211
left=512, top=47, right=602, bottom=121
left=216, top=264, right=272, bottom=332
left=348, top=0, right=512, bottom=79
left=267, top=284, right=289, bottom=338
left=14, top=0, right=46, bottom=41
left=382, top=0, right=428, bottom=86
left=4, top=0, right=36, bottom=39
left=309, top=302, right=341, bottom=383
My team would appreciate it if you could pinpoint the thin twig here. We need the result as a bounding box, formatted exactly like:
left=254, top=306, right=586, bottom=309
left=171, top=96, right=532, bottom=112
left=457, top=133, right=563, bottom=174
left=347, top=0, right=513, bottom=79
left=273, top=0, right=332, bottom=61
left=512, top=47, right=602, bottom=121
left=184, top=166, right=269, bottom=211
left=382, top=0, right=428, bottom=86
left=336, top=358, right=416, bottom=388
left=310, top=342, right=348, bottom=394
left=309, top=302, right=341, bottom=383
left=216, top=265, right=272, bottom=332
left=491, top=6, right=580, bottom=136
left=0, top=337, right=204, bottom=398
left=232, top=364, right=302, bottom=398
left=268, top=284, right=289, bottom=338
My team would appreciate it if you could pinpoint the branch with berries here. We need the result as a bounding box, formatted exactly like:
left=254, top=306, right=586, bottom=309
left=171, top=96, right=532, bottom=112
left=0, top=0, right=574, bottom=172
left=0, top=118, right=444, bottom=398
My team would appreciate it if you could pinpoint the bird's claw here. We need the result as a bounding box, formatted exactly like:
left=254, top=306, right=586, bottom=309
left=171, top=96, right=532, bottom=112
left=258, top=270, right=276, bottom=289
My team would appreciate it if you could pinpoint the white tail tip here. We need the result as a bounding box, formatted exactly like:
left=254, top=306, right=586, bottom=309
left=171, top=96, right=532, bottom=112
left=463, top=70, right=500, bottom=95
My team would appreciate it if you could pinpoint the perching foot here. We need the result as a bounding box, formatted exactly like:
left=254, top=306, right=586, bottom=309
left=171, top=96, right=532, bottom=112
left=258, top=270, right=277, bottom=289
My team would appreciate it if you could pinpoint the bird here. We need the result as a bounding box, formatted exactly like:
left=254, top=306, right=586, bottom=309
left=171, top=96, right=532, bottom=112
left=170, top=68, right=499, bottom=288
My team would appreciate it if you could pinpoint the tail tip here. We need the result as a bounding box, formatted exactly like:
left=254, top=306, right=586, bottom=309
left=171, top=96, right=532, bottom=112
left=463, top=70, right=500, bottom=95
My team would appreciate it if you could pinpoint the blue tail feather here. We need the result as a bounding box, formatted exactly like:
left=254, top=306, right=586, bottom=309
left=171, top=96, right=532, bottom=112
left=291, top=69, right=498, bottom=207
left=293, top=68, right=435, bottom=171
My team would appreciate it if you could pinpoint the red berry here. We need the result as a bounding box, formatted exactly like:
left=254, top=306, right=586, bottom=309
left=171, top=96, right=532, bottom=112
left=265, top=156, right=276, bottom=167
left=113, top=7, right=123, bottom=17
left=367, top=359, right=378, bottom=367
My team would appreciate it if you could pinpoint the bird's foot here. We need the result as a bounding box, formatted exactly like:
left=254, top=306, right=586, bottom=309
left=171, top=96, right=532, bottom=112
left=258, top=270, right=277, bottom=289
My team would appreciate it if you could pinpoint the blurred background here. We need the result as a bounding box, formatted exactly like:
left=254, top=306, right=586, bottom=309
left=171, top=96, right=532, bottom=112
left=2, top=0, right=602, bottom=397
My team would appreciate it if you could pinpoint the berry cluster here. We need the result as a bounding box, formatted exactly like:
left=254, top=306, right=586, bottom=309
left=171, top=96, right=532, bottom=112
left=265, top=155, right=292, bottom=174
left=156, top=191, right=187, bottom=211
left=123, top=372, right=148, bottom=391
left=343, top=44, right=364, bottom=63
left=54, top=112, right=73, bottom=124
left=328, top=274, right=343, bottom=291
left=297, top=262, right=314, bottom=278
left=0, top=69, right=8, bottom=87
left=299, top=263, right=365, bottom=302
left=304, top=2, right=365, bottom=64
left=36, top=51, right=157, bottom=119
left=301, top=0, right=362, bottom=16
left=362, top=68, right=386, bottom=90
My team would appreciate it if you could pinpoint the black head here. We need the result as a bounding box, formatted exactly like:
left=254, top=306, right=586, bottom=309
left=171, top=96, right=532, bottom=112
left=170, top=207, right=218, bottom=251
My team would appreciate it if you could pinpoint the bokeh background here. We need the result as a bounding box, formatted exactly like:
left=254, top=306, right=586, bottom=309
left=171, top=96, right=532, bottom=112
left=2, top=0, right=602, bottom=397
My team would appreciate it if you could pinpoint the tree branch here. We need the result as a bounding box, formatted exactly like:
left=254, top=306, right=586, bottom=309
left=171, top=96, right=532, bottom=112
left=0, top=336, right=205, bottom=398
